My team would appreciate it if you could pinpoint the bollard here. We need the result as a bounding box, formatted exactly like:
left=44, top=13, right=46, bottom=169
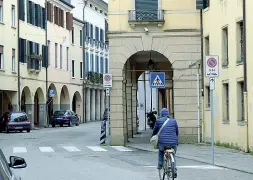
left=100, top=119, right=106, bottom=145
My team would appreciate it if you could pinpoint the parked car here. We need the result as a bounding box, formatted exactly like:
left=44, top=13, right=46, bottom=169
left=51, top=110, right=79, bottom=127
left=0, top=112, right=31, bottom=133
left=0, top=149, right=27, bottom=180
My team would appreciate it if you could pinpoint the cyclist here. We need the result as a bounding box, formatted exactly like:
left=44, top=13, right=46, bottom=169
left=152, top=108, right=179, bottom=179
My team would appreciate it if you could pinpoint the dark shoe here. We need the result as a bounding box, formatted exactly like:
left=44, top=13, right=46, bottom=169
left=174, top=168, right=177, bottom=178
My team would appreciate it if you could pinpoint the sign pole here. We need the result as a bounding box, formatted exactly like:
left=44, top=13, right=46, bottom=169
left=210, top=78, right=215, bottom=165
left=106, top=91, right=110, bottom=145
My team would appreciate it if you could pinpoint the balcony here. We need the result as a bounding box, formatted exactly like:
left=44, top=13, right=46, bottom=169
left=27, top=54, right=42, bottom=73
left=128, top=10, right=165, bottom=28
left=87, top=71, right=103, bottom=85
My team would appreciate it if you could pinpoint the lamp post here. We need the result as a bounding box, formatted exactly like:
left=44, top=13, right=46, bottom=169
left=148, top=51, right=154, bottom=111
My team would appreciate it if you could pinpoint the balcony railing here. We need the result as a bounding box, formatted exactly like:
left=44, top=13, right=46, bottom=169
left=87, top=71, right=103, bottom=84
left=27, top=54, right=42, bottom=72
left=128, top=10, right=165, bottom=27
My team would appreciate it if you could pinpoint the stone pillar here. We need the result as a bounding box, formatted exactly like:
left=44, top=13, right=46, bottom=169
left=100, top=90, right=105, bottom=119
left=85, top=88, right=91, bottom=122
left=95, top=89, right=101, bottom=121
left=132, top=86, right=137, bottom=135
left=25, top=103, right=34, bottom=129
left=91, top=89, right=96, bottom=121
left=126, top=83, right=133, bottom=138
left=38, top=102, right=47, bottom=127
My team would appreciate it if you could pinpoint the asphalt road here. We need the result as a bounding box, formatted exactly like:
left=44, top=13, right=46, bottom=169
left=0, top=122, right=252, bottom=180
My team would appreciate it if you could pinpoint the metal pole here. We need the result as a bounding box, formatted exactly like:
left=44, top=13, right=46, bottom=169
left=144, top=72, right=147, bottom=130
left=210, top=87, right=214, bottom=165
left=106, top=91, right=110, bottom=145
left=197, top=66, right=200, bottom=143
left=45, top=0, right=49, bottom=127
left=82, top=3, right=86, bottom=123
left=17, top=0, right=21, bottom=111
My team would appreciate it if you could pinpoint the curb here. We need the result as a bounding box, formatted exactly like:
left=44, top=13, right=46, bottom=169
left=126, top=145, right=253, bottom=175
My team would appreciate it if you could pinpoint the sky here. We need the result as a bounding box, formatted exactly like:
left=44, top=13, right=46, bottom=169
left=102, top=0, right=108, bottom=3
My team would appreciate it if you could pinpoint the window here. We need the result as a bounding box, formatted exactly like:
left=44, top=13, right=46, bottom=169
left=205, top=36, right=209, bottom=56
left=95, top=27, right=99, bottom=41
left=60, top=45, right=62, bottom=69
left=48, top=40, right=51, bottom=66
left=19, top=38, right=26, bottom=63
left=100, top=29, right=104, bottom=43
left=105, top=58, right=108, bottom=73
left=90, top=54, right=94, bottom=72
left=80, top=62, right=83, bottom=79
left=222, top=27, right=228, bottom=66
left=12, top=49, right=15, bottom=72
left=96, top=55, right=99, bottom=72
left=223, top=83, right=229, bottom=121
left=100, top=57, right=104, bottom=73
left=0, top=45, right=3, bottom=69
left=19, top=0, right=25, bottom=21
left=72, top=27, right=75, bottom=44
left=0, top=0, right=3, bottom=22
left=85, top=52, right=89, bottom=76
left=206, top=86, right=210, bottom=108
left=80, top=30, right=83, bottom=46
left=66, top=47, right=69, bottom=71
left=55, top=43, right=58, bottom=68
left=238, top=81, right=244, bottom=121
left=11, top=5, right=15, bottom=27
left=237, top=21, right=244, bottom=63
left=72, top=60, right=74, bottom=77
left=90, top=24, right=93, bottom=39
left=42, top=45, right=47, bottom=67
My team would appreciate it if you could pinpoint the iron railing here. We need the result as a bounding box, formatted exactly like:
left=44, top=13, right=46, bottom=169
left=128, top=10, right=164, bottom=22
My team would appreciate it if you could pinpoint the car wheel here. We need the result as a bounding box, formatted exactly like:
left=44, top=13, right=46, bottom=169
left=52, top=124, right=55, bottom=127
left=5, top=127, right=9, bottom=133
left=27, top=129, right=30, bottom=133
left=60, top=124, right=63, bottom=127
left=69, top=120, right=72, bottom=127
left=76, top=122, right=79, bottom=126
left=19, top=130, right=23, bottom=133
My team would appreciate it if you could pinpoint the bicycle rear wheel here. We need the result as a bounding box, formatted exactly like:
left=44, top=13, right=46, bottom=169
left=169, top=153, right=175, bottom=180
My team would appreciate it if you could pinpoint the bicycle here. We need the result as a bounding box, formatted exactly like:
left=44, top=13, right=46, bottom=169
left=162, top=146, right=176, bottom=180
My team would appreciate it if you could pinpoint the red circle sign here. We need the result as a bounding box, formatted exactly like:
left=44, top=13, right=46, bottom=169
left=207, top=58, right=217, bottom=68
left=104, top=75, right=111, bottom=82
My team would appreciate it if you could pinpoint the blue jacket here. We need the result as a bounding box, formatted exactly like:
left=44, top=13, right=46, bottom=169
left=152, top=108, right=179, bottom=146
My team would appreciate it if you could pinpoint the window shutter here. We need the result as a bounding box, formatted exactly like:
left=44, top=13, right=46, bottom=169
left=66, top=12, right=73, bottom=30
left=32, top=2, right=35, bottom=25
left=47, top=2, right=51, bottom=22
left=86, top=22, right=89, bottom=37
left=61, top=9, right=64, bottom=27
left=42, top=45, right=47, bottom=67
left=19, top=0, right=25, bottom=21
left=0, top=0, right=2, bottom=7
left=54, top=6, right=57, bottom=24
left=42, top=8, right=46, bottom=29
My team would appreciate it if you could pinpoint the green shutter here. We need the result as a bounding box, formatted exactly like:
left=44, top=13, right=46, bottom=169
left=32, top=2, right=35, bottom=25
left=80, top=30, right=83, bottom=46
left=19, top=0, right=25, bottom=21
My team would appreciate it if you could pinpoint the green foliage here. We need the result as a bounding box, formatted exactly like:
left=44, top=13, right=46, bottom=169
left=88, top=71, right=103, bottom=84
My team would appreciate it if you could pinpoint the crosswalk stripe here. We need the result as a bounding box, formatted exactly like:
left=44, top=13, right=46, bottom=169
left=111, top=146, right=133, bottom=152
left=13, top=147, right=27, bottom=153
left=62, top=146, right=81, bottom=152
left=87, top=146, right=107, bottom=151
left=39, top=147, right=55, bottom=152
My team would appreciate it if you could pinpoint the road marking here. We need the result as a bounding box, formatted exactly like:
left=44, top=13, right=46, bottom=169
left=39, top=147, right=55, bottom=153
left=144, top=165, right=223, bottom=170
left=62, top=146, right=81, bottom=152
left=13, top=147, right=27, bottom=153
left=87, top=146, right=107, bottom=151
left=111, top=146, right=133, bottom=152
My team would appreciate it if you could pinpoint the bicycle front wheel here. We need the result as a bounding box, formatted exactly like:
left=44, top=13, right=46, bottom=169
left=169, top=153, right=175, bottom=180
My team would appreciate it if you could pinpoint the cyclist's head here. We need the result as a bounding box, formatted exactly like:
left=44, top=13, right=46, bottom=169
left=160, top=108, right=169, bottom=117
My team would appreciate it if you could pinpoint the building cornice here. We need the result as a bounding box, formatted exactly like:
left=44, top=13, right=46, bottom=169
left=73, top=17, right=85, bottom=26
left=89, top=0, right=108, bottom=12
left=49, top=0, right=74, bottom=11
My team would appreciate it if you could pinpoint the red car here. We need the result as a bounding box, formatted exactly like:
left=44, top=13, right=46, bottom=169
left=0, top=112, right=31, bottom=133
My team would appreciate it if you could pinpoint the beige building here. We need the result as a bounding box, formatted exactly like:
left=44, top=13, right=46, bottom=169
left=202, top=0, right=253, bottom=152
left=108, top=0, right=202, bottom=145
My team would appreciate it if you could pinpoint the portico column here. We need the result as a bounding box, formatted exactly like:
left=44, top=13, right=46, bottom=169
left=85, top=88, right=91, bottom=122
left=95, top=89, right=101, bottom=121
left=100, top=90, right=105, bottom=119
left=91, top=89, right=96, bottom=121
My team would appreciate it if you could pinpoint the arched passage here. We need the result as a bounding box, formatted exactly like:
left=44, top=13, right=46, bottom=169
left=34, top=87, right=45, bottom=127
left=2, top=92, right=12, bottom=113
left=21, top=86, right=32, bottom=113
left=48, top=83, right=58, bottom=124
left=60, top=85, right=70, bottom=111
left=72, top=91, right=82, bottom=116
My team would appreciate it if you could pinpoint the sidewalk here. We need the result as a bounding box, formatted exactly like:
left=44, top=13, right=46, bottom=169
left=127, top=129, right=253, bottom=174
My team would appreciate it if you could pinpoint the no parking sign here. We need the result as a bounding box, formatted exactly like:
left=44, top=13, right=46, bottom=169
left=103, top=74, right=112, bottom=88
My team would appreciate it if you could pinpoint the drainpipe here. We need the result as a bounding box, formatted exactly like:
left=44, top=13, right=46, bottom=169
left=242, top=0, right=249, bottom=153
left=17, top=0, right=21, bottom=111
left=200, top=9, right=205, bottom=142
left=45, top=0, right=49, bottom=127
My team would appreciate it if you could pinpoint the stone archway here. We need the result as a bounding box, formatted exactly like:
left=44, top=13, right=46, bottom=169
left=34, top=87, right=45, bottom=127
left=21, top=86, right=32, bottom=113
left=60, top=85, right=70, bottom=111
left=72, top=91, right=82, bottom=116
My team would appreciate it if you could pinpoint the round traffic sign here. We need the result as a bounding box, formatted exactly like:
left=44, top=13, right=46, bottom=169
left=207, top=58, right=217, bottom=68
left=104, top=74, right=111, bottom=82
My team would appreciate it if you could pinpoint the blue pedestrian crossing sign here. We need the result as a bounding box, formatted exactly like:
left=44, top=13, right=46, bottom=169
left=150, top=72, right=165, bottom=88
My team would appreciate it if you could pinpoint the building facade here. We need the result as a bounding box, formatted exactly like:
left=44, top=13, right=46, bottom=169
left=0, top=0, right=108, bottom=129
left=108, top=0, right=202, bottom=145
left=202, top=0, right=253, bottom=152
left=71, top=0, right=109, bottom=122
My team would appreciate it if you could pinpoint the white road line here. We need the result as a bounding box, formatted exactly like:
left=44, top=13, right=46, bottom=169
left=111, top=146, right=133, bottom=152
left=145, top=165, right=223, bottom=170
left=87, top=146, right=108, bottom=152
left=62, top=146, right=81, bottom=152
left=13, top=147, right=27, bottom=153
left=39, top=147, right=55, bottom=153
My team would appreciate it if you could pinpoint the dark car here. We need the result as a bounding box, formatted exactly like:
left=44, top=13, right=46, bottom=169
left=0, top=112, right=31, bottom=133
left=0, top=149, right=27, bottom=180
left=51, top=110, right=79, bottom=127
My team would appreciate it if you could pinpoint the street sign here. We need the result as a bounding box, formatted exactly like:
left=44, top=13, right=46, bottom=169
left=205, top=56, right=219, bottom=77
left=49, top=89, right=54, bottom=97
left=209, top=78, right=215, bottom=90
left=103, top=74, right=112, bottom=88
left=150, top=72, right=165, bottom=88
left=105, top=88, right=110, bottom=96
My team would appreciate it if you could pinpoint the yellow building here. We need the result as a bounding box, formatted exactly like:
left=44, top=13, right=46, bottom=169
left=108, top=0, right=202, bottom=145
left=202, top=0, right=252, bottom=152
